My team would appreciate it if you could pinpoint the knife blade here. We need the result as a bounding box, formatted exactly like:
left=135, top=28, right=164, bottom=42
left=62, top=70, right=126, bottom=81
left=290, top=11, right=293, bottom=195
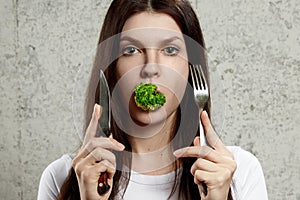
left=97, top=70, right=111, bottom=195
left=98, top=70, right=111, bottom=137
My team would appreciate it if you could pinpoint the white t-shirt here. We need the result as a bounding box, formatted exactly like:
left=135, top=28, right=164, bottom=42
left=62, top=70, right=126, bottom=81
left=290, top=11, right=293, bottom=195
left=37, top=146, right=268, bottom=200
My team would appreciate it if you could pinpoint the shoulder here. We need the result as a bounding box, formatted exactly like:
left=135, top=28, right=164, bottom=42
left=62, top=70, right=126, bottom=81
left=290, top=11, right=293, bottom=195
left=226, top=146, right=268, bottom=200
left=227, top=146, right=261, bottom=168
left=41, top=154, right=73, bottom=182
left=37, top=154, right=73, bottom=200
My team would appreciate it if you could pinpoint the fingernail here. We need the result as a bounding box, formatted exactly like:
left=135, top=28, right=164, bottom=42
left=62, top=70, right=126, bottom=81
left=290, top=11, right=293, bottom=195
left=117, top=143, right=125, bottom=150
left=93, top=104, right=97, bottom=118
left=203, top=110, right=208, bottom=117
left=94, top=104, right=101, bottom=119
left=173, top=149, right=184, bottom=157
left=110, top=138, right=125, bottom=150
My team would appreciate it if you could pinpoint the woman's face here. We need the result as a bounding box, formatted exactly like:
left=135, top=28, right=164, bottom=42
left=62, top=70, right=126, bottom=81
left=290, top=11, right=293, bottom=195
left=114, top=12, right=189, bottom=127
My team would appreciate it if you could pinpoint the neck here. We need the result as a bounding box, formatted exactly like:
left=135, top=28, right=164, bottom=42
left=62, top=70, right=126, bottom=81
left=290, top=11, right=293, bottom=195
left=127, top=110, right=178, bottom=174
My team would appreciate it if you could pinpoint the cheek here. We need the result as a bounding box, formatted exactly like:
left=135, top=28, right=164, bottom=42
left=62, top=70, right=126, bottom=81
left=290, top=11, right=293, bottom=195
left=176, top=60, right=189, bottom=79
left=159, top=66, right=188, bottom=109
left=116, top=56, right=143, bottom=76
left=116, top=59, right=129, bottom=80
left=161, top=59, right=189, bottom=88
left=113, top=63, right=142, bottom=107
left=164, top=57, right=189, bottom=79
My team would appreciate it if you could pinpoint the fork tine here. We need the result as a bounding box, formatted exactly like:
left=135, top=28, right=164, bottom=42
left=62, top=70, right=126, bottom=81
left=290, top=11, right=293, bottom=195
left=189, top=64, right=196, bottom=89
left=198, top=64, right=207, bottom=90
left=193, top=64, right=201, bottom=90
left=194, top=64, right=204, bottom=90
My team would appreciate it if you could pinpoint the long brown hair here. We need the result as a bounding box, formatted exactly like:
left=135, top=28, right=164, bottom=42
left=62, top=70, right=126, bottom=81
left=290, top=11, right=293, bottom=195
left=58, top=0, right=232, bottom=199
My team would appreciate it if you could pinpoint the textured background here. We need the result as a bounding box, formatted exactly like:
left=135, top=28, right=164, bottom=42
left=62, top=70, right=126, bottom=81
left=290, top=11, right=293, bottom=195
left=0, top=0, right=299, bottom=199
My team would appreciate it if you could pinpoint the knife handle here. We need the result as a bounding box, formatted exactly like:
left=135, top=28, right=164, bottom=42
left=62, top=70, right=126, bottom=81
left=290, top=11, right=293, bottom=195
left=97, top=172, right=110, bottom=195
left=97, top=126, right=111, bottom=195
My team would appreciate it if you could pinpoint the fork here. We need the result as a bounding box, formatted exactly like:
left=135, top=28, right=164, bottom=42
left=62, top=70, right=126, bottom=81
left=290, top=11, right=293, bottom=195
left=189, top=64, right=209, bottom=147
left=189, top=64, right=210, bottom=196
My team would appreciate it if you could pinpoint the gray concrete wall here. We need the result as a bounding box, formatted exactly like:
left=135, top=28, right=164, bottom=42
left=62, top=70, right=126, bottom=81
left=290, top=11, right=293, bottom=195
left=0, top=0, right=299, bottom=199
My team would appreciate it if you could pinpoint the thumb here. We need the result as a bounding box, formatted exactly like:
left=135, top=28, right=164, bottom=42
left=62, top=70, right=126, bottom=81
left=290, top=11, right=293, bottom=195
left=193, top=136, right=200, bottom=146
left=83, top=104, right=102, bottom=145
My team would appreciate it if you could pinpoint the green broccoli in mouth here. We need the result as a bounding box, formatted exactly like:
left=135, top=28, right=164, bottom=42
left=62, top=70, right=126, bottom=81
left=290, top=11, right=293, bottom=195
left=134, top=83, right=166, bottom=111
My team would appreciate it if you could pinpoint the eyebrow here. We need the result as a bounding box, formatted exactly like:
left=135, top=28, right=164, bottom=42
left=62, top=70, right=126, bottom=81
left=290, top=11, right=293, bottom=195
left=120, top=35, right=184, bottom=45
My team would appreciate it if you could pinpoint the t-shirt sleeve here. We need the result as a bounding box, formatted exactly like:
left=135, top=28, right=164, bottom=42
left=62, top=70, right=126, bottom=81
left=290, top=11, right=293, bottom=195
left=37, top=154, right=73, bottom=200
left=229, top=147, right=268, bottom=200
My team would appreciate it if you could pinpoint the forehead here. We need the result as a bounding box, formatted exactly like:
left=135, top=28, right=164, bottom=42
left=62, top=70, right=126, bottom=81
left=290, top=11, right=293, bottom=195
left=120, top=12, right=184, bottom=46
left=122, top=12, right=182, bottom=33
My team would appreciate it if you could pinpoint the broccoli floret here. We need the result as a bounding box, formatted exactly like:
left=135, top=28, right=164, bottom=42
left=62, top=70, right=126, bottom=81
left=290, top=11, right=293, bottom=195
left=134, top=83, right=166, bottom=111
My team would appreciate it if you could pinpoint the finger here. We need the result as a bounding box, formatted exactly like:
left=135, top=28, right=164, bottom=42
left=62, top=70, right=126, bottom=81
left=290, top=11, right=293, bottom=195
left=193, top=170, right=211, bottom=185
left=96, top=160, right=116, bottom=180
left=84, top=137, right=125, bottom=154
left=73, top=138, right=124, bottom=165
left=73, top=148, right=117, bottom=176
left=174, top=145, right=213, bottom=158
left=76, top=160, right=116, bottom=182
left=193, top=136, right=200, bottom=146
left=190, top=158, right=218, bottom=175
left=174, top=145, right=232, bottom=165
left=84, top=147, right=117, bottom=166
left=194, top=167, right=235, bottom=188
left=201, top=111, right=224, bottom=150
left=83, top=104, right=102, bottom=145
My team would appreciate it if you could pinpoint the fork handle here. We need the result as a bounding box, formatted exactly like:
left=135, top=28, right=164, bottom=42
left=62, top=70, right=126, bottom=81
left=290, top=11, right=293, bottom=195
left=199, top=119, right=209, bottom=196
left=199, top=119, right=209, bottom=146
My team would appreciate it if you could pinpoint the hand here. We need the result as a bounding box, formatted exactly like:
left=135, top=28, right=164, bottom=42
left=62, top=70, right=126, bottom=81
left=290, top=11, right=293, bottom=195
left=174, top=111, right=237, bottom=200
left=72, top=104, right=125, bottom=200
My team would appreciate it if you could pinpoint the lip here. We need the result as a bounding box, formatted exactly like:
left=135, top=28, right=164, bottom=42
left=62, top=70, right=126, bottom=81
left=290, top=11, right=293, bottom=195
left=155, top=86, right=166, bottom=97
left=136, top=83, right=166, bottom=96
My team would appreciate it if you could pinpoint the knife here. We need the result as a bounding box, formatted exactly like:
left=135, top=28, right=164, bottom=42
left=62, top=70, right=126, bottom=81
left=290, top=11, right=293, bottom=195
left=97, top=70, right=111, bottom=195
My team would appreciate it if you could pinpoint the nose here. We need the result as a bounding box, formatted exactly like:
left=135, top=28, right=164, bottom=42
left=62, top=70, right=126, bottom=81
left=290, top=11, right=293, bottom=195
left=140, top=49, right=161, bottom=79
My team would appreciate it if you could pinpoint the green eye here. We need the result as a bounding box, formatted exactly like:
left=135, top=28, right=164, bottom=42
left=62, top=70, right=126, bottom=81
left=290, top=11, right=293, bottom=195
left=163, top=46, right=179, bottom=55
left=123, top=46, right=139, bottom=55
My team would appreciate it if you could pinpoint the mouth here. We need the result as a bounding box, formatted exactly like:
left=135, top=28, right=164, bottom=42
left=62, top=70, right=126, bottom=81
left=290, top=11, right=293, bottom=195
left=133, top=83, right=166, bottom=111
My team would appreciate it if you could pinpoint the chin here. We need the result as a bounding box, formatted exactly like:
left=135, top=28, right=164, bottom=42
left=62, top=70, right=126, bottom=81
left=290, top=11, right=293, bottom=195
left=128, top=97, right=164, bottom=126
left=129, top=95, right=179, bottom=127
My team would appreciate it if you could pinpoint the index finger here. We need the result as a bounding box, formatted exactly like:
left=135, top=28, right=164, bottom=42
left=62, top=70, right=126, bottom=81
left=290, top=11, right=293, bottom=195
left=83, top=104, right=102, bottom=145
left=201, top=111, right=225, bottom=151
left=174, top=145, right=213, bottom=159
left=173, top=146, right=229, bottom=164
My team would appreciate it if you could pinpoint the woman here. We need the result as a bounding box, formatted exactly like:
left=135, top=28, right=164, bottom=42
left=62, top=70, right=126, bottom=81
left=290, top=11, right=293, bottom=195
left=38, top=0, right=268, bottom=199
